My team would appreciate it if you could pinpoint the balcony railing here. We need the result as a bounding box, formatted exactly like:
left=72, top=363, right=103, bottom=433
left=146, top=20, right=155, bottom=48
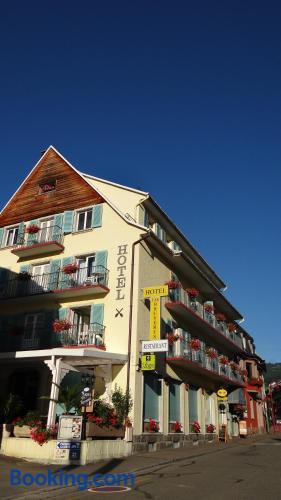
left=165, top=286, right=244, bottom=351
left=0, top=265, right=109, bottom=300
left=11, top=226, right=64, bottom=257
left=16, top=225, right=63, bottom=247
left=1, top=322, right=105, bottom=352
left=167, top=336, right=244, bottom=385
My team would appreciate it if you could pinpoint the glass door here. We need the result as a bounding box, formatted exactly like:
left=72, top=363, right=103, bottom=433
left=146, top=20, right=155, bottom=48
left=39, top=218, right=54, bottom=243
left=32, top=263, right=50, bottom=292
left=73, top=310, right=90, bottom=344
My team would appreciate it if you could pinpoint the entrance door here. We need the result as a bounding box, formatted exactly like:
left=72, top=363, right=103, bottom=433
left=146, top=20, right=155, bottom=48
left=22, top=313, right=44, bottom=349
left=76, top=255, right=96, bottom=284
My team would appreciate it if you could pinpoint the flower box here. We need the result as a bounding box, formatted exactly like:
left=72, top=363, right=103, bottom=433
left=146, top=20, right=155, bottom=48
left=205, top=348, right=217, bottom=359
left=53, top=319, right=72, bottom=333
left=13, top=425, right=32, bottom=438
left=26, top=224, right=40, bottom=234
left=216, top=313, right=226, bottom=322
left=86, top=422, right=125, bottom=439
left=166, top=280, right=180, bottom=289
left=62, top=263, right=79, bottom=275
left=190, top=338, right=201, bottom=351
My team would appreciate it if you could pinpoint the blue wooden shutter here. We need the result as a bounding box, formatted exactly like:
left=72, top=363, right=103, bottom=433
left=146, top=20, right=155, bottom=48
left=90, top=303, right=104, bottom=326
left=49, top=259, right=61, bottom=290
left=0, top=228, right=4, bottom=247
left=16, top=221, right=25, bottom=245
left=161, top=228, right=167, bottom=244
left=60, top=257, right=74, bottom=288
left=58, top=307, right=69, bottom=320
left=27, top=219, right=39, bottom=243
left=95, top=250, right=108, bottom=269
left=63, top=211, right=74, bottom=233
left=52, top=214, right=63, bottom=241
left=155, top=223, right=161, bottom=239
left=91, top=204, right=103, bottom=228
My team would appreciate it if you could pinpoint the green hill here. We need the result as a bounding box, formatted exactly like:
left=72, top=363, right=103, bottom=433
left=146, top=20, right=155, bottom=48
left=264, top=363, right=281, bottom=385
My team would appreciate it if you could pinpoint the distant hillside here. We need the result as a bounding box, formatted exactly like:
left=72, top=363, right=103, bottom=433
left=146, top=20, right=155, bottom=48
left=264, top=363, right=281, bottom=385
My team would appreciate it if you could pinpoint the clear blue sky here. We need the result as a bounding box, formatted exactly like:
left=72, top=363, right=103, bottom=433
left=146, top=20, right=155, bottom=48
left=0, top=1, right=280, bottom=361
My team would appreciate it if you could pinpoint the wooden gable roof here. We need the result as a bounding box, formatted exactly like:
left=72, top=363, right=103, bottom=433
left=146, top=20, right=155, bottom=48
left=0, top=147, right=104, bottom=226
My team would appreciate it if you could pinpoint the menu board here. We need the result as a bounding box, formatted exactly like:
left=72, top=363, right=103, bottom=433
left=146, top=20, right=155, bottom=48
left=57, top=416, right=83, bottom=441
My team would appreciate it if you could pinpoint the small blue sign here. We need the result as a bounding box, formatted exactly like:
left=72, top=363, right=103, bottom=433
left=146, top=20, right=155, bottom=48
left=57, top=442, right=71, bottom=449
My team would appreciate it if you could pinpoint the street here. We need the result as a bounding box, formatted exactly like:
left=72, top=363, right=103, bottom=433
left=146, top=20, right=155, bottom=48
left=1, top=434, right=281, bottom=499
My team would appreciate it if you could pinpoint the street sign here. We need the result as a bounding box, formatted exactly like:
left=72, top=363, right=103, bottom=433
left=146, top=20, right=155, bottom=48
left=142, top=339, right=168, bottom=353
left=81, top=387, right=92, bottom=406
left=56, top=442, right=71, bottom=449
left=141, top=354, right=156, bottom=371
left=217, top=397, right=228, bottom=402
left=149, top=296, right=161, bottom=340
left=143, top=285, right=168, bottom=298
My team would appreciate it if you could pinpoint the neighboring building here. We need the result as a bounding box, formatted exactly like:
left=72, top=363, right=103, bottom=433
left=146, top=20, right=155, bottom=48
left=0, top=146, right=266, bottom=456
left=267, top=381, right=281, bottom=432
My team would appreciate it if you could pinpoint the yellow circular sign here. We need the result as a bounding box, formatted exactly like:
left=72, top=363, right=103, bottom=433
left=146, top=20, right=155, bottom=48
left=217, top=389, right=228, bottom=398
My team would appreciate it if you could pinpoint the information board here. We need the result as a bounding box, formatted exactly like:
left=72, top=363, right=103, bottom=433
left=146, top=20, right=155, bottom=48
left=57, top=416, right=83, bottom=441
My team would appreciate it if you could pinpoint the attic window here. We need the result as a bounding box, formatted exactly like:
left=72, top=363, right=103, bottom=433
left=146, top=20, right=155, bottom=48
left=39, top=180, right=56, bottom=194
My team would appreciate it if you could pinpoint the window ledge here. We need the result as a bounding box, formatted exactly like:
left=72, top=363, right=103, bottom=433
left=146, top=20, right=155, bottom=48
left=70, top=228, right=94, bottom=236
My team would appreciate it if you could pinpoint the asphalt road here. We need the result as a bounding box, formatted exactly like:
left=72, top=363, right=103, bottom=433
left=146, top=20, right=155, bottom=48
left=1, top=434, right=281, bottom=499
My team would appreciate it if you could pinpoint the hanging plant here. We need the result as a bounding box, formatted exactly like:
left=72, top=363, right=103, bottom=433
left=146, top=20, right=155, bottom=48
left=189, top=338, right=201, bottom=351
left=186, top=288, right=199, bottom=298
left=62, top=263, right=79, bottom=274
left=228, top=323, right=237, bottom=333
left=52, top=319, right=72, bottom=333
left=204, top=304, right=214, bottom=314
left=230, top=361, right=239, bottom=372
left=205, top=347, right=217, bottom=359
left=166, top=280, right=180, bottom=289
left=215, top=313, right=226, bottom=322
left=219, top=355, right=229, bottom=366
left=26, top=224, right=40, bottom=234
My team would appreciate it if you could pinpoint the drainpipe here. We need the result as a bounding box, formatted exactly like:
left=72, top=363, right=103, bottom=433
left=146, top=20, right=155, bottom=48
left=126, top=231, right=151, bottom=394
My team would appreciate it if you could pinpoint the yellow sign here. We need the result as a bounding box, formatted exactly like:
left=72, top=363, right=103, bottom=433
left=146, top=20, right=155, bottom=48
left=141, top=354, right=156, bottom=371
left=150, top=297, right=161, bottom=340
left=143, top=285, right=168, bottom=298
left=217, top=397, right=228, bottom=402
left=217, top=389, right=228, bottom=398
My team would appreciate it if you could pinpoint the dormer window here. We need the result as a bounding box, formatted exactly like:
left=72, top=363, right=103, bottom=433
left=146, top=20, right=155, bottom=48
left=39, top=180, right=56, bottom=194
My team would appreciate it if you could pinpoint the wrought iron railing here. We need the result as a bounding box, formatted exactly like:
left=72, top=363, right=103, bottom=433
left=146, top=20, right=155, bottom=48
left=16, top=225, right=63, bottom=247
left=167, top=338, right=243, bottom=384
left=166, top=286, right=243, bottom=349
left=0, top=265, right=109, bottom=300
left=1, top=322, right=105, bottom=352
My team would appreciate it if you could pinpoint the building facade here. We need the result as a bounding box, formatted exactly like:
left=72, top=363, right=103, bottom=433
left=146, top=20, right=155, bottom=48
left=0, top=146, right=266, bottom=455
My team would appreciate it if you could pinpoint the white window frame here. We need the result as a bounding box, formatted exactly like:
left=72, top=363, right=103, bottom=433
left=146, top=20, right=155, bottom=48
left=75, top=207, right=93, bottom=231
left=5, top=225, right=19, bottom=247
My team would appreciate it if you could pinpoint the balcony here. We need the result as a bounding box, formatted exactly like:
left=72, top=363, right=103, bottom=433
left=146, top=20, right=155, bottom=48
left=165, top=286, right=244, bottom=355
left=167, top=336, right=244, bottom=388
left=0, top=323, right=105, bottom=352
left=0, top=265, right=109, bottom=304
left=11, top=225, right=64, bottom=258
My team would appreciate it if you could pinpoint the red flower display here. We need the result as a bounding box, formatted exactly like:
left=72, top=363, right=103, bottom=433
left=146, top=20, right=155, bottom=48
left=62, top=263, right=79, bottom=274
left=189, top=338, right=201, bottom=351
left=206, top=423, right=216, bottom=433
left=191, top=420, right=201, bottom=433
left=216, top=313, right=226, bottom=322
left=166, top=280, right=180, bottom=289
left=230, top=361, right=238, bottom=372
left=52, top=319, right=72, bottom=333
left=204, top=304, right=214, bottom=313
left=186, top=288, right=199, bottom=297
left=228, top=323, right=237, bottom=333
left=173, top=421, right=183, bottom=433
left=26, top=224, right=40, bottom=234
left=149, top=418, right=159, bottom=432
left=205, top=348, right=218, bottom=359
left=219, top=355, right=229, bottom=365
left=166, top=333, right=183, bottom=345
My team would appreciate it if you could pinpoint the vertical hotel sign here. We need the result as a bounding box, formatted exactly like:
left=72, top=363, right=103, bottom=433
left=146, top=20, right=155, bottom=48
left=143, top=285, right=168, bottom=340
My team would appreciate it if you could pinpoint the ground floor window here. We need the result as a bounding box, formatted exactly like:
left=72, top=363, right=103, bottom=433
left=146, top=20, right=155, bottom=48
left=143, top=373, right=162, bottom=431
left=169, top=381, right=181, bottom=431
left=188, top=387, right=199, bottom=431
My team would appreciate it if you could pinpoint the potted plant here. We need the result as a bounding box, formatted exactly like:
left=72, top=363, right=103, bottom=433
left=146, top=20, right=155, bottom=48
left=215, top=313, right=226, bottom=322
left=86, top=398, right=126, bottom=438
left=219, top=355, right=229, bottom=366
left=206, top=423, right=216, bottom=434
left=227, top=323, right=237, bottom=333
left=186, top=288, right=199, bottom=299
left=172, top=421, right=183, bottom=433
left=52, top=319, right=72, bottom=333
left=205, top=347, right=217, bottom=359
left=13, top=412, right=41, bottom=438
left=191, top=420, right=201, bottom=441
left=62, top=263, right=79, bottom=274
left=166, top=280, right=180, bottom=289
left=26, top=224, right=40, bottom=234
left=30, top=423, right=58, bottom=446
left=111, top=386, right=133, bottom=428
left=204, top=303, right=214, bottom=314
left=189, top=338, right=201, bottom=351
left=1, top=393, right=23, bottom=438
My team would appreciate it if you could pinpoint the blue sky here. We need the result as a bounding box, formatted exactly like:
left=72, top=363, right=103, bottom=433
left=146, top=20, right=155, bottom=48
left=0, top=1, right=280, bottom=361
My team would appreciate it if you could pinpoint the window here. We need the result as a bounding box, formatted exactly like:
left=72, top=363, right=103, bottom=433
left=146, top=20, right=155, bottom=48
left=77, top=209, right=92, bottom=231
left=169, top=382, right=181, bottom=422
left=143, top=373, right=162, bottom=421
left=188, top=387, right=198, bottom=427
left=38, top=218, right=54, bottom=242
left=76, top=255, right=96, bottom=278
left=5, top=226, right=19, bottom=247
left=39, top=180, right=56, bottom=194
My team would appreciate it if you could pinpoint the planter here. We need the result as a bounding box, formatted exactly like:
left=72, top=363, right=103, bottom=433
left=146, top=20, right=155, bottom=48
left=13, top=425, right=32, bottom=438
left=86, top=422, right=125, bottom=439
left=2, top=423, right=14, bottom=438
